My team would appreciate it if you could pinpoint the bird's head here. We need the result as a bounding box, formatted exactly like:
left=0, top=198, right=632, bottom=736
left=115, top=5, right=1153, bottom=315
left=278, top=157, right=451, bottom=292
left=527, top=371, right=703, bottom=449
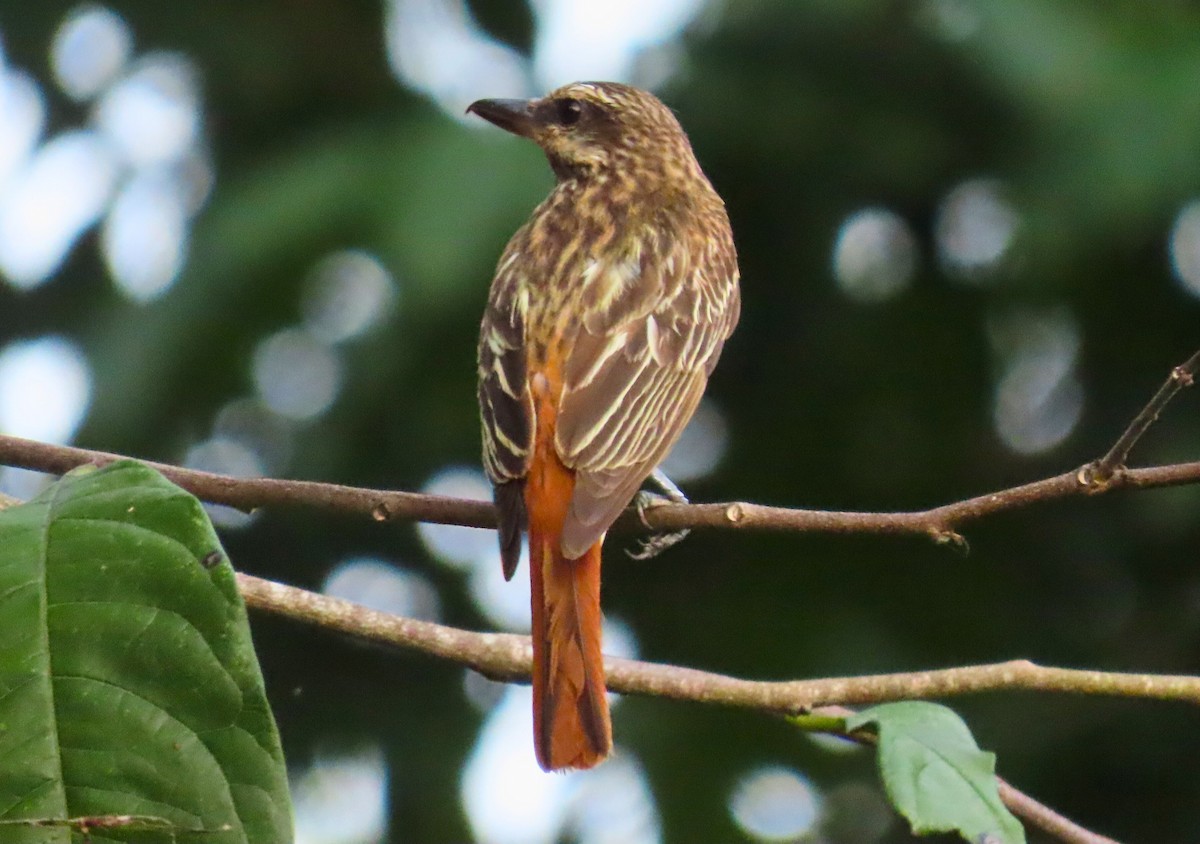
left=467, top=82, right=702, bottom=185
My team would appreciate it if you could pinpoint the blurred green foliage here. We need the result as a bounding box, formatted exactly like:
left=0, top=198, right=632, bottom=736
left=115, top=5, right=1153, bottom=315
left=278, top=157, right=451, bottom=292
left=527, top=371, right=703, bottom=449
left=2, top=1, right=1200, bottom=841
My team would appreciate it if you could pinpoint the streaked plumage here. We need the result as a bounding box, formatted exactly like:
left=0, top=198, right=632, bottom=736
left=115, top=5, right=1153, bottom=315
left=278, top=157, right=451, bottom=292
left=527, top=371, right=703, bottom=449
left=469, top=81, right=740, bottom=770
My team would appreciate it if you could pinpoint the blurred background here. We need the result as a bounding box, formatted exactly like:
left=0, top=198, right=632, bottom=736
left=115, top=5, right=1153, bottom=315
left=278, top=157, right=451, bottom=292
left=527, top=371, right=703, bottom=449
left=1, top=0, right=1198, bottom=841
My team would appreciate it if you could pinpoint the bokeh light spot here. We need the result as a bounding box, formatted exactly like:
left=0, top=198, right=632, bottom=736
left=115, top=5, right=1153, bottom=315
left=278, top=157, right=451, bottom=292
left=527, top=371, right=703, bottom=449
left=530, top=0, right=703, bottom=87
left=461, top=687, right=573, bottom=844
left=212, top=397, right=294, bottom=475
left=303, top=250, right=398, bottom=344
left=1169, top=199, right=1200, bottom=298
left=0, top=335, right=91, bottom=443
left=729, top=766, right=822, bottom=842
left=659, top=397, right=729, bottom=483
left=292, top=746, right=388, bottom=844
left=417, top=468, right=532, bottom=628
left=915, top=0, right=982, bottom=43
left=416, top=466, right=496, bottom=570
left=566, top=755, right=661, bottom=844
left=102, top=169, right=188, bottom=300
left=462, top=687, right=660, bottom=844
left=0, top=130, right=118, bottom=288
left=468, top=551, right=532, bottom=630
left=832, top=206, right=919, bottom=303
left=0, top=18, right=208, bottom=297
left=600, top=616, right=638, bottom=662
left=385, top=0, right=530, bottom=116
left=988, top=308, right=1084, bottom=455
left=934, top=177, right=1018, bottom=282
left=51, top=5, right=132, bottom=101
left=323, top=556, right=441, bottom=621
left=95, top=52, right=200, bottom=167
left=387, top=0, right=712, bottom=115
left=183, top=436, right=265, bottom=529
left=0, top=69, right=46, bottom=191
left=0, top=466, right=55, bottom=501
left=463, top=668, right=508, bottom=713
left=252, top=329, right=343, bottom=421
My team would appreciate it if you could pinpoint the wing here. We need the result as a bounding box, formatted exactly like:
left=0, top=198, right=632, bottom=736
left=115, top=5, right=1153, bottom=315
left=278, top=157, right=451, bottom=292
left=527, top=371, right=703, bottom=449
left=555, top=222, right=740, bottom=559
left=478, top=244, right=535, bottom=578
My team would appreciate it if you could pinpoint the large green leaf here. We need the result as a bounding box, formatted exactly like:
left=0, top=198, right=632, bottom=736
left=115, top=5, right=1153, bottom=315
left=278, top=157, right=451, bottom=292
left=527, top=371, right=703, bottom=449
left=0, top=461, right=291, bottom=843
left=847, top=702, right=1024, bottom=844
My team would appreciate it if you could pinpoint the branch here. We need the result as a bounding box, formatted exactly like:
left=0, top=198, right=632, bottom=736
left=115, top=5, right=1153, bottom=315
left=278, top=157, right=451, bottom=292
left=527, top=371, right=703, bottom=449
left=996, top=779, right=1120, bottom=844
left=237, top=572, right=1134, bottom=843
left=1, top=446, right=1199, bottom=546
left=0, top=351, right=1194, bottom=544
left=1086, top=348, right=1200, bottom=484
left=0, top=435, right=497, bottom=528
left=236, top=572, right=1200, bottom=710
left=0, top=351, right=1196, bottom=544
left=0, top=350, right=1194, bottom=543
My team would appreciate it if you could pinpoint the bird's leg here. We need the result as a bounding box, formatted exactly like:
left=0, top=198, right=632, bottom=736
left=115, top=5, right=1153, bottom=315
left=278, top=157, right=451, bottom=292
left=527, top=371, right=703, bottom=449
left=627, top=468, right=691, bottom=559
left=648, top=468, right=688, bottom=503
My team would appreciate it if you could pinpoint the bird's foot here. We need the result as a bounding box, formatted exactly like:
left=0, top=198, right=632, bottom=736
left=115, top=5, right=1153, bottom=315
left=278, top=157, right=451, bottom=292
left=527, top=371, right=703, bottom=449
left=627, top=469, right=691, bottom=559
left=648, top=467, right=689, bottom=504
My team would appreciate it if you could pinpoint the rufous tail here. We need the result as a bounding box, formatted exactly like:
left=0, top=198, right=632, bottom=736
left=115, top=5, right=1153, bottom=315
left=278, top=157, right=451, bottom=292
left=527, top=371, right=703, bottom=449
left=525, top=453, right=611, bottom=771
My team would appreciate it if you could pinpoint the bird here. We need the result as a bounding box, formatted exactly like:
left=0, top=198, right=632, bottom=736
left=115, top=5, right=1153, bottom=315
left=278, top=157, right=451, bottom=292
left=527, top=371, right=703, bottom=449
left=468, top=81, right=740, bottom=771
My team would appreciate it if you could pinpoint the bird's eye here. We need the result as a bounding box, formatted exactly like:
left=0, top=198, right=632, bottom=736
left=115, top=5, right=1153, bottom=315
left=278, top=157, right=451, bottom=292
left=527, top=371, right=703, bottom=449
left=556, top=98, right=584, bottom=127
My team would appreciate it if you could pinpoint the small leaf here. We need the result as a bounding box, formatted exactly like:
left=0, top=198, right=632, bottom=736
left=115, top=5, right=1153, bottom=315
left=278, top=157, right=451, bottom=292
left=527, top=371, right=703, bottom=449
left=0, top=460, right=292, bottom=843
left=847, top=701, right=1024, bottom=844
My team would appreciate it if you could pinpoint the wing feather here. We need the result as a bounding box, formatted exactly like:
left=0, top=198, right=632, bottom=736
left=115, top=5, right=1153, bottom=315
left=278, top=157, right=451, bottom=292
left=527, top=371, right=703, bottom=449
left=479, top=244, right=534, bottom=484
left=560, top=375, right=706, bottom=558
left=479, top=242, right=536, bottom=576
left=555, top=228, right=739, bottom=557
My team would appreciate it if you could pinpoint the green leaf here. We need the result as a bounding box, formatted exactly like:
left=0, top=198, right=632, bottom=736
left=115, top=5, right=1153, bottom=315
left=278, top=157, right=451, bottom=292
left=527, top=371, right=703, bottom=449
left=0, top=461, right=291, bottom=843
left=846, top=701, right=1024, bottom=844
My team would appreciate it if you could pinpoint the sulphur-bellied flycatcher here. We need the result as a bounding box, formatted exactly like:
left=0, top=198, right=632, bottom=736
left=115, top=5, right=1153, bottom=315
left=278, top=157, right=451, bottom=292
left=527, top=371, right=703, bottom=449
left=468, top=82, right=740, bottom=771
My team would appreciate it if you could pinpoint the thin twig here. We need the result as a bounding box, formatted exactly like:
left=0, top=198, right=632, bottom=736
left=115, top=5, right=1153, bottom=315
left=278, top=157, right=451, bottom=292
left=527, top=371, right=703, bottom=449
left=996, top=779, right=1121, bottom=844
left=1086, top=348, right=1200, bottom=484
left=0, top=351, right=1192, bottom=541
left=235, top=572, right=1200, bottom=709
left=1, top=350, right=1197, bottom=540
left=2, top=434, right=1200, bottom=545
left=237, top=573, right=1137, bottom=843
left=0, top=434, right=496, bottom=527
left=1, top=351, right=1194, bottom=540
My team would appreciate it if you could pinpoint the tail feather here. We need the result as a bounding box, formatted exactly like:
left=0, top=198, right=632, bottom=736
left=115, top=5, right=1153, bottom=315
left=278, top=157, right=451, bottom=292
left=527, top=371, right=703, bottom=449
left=523, top=365, right=611, bottom=771
left=529, top=532, right=610, bottom=770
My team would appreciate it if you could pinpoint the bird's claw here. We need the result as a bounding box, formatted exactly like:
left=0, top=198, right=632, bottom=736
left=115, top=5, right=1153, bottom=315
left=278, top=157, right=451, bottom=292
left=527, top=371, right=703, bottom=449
left=633, top=490, right=666, bottom=529
left=627, top=527, right=692, bottom=560
left=627, top=474, right=692, bottom=559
